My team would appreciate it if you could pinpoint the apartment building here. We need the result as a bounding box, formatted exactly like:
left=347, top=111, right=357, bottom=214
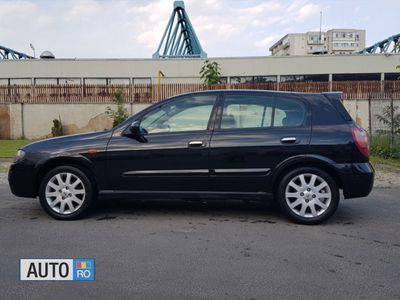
left=269, top=29, right=365, bottom=56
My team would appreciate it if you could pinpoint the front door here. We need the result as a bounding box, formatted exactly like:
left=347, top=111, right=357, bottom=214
left=106, top=94, right=218, bottom=191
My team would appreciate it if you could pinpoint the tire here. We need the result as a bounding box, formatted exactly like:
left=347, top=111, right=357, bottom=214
left=277, top=167, right=339, bottom=225
left=38, top=165, right=95, bottom=220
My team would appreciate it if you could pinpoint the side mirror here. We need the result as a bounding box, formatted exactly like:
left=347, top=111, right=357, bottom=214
left=129, top=121, right=141, bottom=136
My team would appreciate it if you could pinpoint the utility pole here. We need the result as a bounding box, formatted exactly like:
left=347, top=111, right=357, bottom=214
left=319, top=11, right=322, bottom=44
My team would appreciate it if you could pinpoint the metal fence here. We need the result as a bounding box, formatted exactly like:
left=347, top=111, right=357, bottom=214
left=1, top=80, right=400, bottom=104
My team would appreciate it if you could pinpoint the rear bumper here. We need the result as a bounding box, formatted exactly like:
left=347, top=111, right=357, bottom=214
left=8, top=162, right=37, bottom=198
left=335, top=162, right=374, bottom=199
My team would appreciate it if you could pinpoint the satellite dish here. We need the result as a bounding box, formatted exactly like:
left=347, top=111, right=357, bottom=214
left=40, top=51, right=55, bottom=59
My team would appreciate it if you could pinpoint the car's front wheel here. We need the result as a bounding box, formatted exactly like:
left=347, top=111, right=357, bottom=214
left=277, top=167, right=339, bottom=224
left=38, top=166, right=95, bottom=220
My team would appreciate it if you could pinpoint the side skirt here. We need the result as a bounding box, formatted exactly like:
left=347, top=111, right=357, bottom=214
left=99, top=190, right=273, bottom=201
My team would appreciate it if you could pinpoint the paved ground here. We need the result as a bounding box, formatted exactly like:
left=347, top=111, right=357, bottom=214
left=0, top=175, right=399, bottom=299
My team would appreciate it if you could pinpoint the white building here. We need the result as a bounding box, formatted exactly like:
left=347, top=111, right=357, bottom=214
left=0, top=53, right=399, bottom=85
left=269, top=29, right=366, bottom=56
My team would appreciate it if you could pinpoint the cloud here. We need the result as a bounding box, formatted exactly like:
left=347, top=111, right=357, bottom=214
left=254, top=35, right=282, bottom=49
left=0, top=0, right=36, bottom=18
left=3, top=0, right=377, bottom=58
left=65, top=0, right=101, bottom=21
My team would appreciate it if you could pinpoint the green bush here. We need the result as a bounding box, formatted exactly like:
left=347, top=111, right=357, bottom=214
left=199, top=60, right=221, bottom=85
left=106, top=90, right=129, bottom=127
left=370, top=134, right=400, bottom=159
left=51, top=117, right=63, bottom=137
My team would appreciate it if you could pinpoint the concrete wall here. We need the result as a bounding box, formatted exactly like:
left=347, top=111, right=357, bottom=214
left=0, top=105, right=10, bottom=139
left=342, top=99, right=369, bottom=129
left=1, top=103, right=150, bottom=139
left=0, top=100, right=373, bottom=139
left=0, top=54, right=399, bottom=83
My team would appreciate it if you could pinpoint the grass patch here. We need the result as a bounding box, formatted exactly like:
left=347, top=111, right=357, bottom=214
left=370, top=156, right=400, bottom=169
left=0, top=140, right=33, bottom=158
left=0, top=165, right=9, bottom=173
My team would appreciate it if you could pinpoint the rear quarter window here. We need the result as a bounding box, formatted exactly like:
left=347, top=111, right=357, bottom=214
left=306, top=94, right=347, bottom=125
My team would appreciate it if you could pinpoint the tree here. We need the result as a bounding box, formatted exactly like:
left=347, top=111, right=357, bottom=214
left=105, top=90, right=129, bottom=127
left=199, top=60, right=221, bottom=85
left=376, top=104, right=400, bottom=134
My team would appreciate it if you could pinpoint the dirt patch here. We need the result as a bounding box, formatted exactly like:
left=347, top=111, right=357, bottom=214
left=373, top=164, right=400, bottom=188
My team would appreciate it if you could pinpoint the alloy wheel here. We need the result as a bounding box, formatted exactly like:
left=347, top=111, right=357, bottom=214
left=285, top=173, right=332, bottom=218
left=45, top=172, right=86, bottom=215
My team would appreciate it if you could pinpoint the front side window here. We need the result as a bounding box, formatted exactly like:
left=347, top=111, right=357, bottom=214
left=220, top=94, right=305, bottom=129
left=140, top=95, right=216, bottom=134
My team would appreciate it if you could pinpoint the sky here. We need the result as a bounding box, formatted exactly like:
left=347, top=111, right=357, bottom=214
left=0, top=0, right=399, bottom=59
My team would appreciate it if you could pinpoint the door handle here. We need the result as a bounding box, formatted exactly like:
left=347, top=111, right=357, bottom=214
left=281, top=137, right=297, bottom=143
left=188, top=140, right=205, bottom=147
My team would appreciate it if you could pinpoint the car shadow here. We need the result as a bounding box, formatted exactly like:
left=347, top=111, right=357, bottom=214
left=90, top=198, right=286, bottom=223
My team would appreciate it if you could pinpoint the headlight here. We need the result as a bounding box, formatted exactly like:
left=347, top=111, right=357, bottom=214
left=15, top=149, right=26, bottom=162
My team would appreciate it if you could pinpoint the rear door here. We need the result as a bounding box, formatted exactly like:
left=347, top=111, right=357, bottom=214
left=209, top=92, right=311, bottom=193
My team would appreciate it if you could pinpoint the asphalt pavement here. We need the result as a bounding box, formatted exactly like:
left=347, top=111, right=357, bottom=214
left=0, top=181, right=399, bottom=300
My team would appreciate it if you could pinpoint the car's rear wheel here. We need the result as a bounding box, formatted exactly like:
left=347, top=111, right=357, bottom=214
left=277, top=167, right=339, bottom=224
left=38, top=166, right=95, bottom=220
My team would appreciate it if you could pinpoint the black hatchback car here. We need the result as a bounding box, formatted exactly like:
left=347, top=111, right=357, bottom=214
left=8, top=90, right=374, bottom=224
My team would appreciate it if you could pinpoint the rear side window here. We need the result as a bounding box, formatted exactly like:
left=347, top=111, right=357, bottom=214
left=220, top=94, right=305, bottom=129
left=273, top=97, right=306, bottom=127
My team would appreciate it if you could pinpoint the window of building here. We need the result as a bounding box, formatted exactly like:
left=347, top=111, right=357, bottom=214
left=9, top=78, right=32, bottom=85
left=133, top=77, right=152, bottom=84
left=84, top=78, right=107, bottom=85
left=332, top=73, right=381, bottom=81
left=254, top=76, right=277, bottom=83
left=230, top=76, right=277, bottom=84
left=280, top=74, right=329, bottom=82
left=230, top=76, right=254, bottom=84
left=58, top=78, right=81, bottom=85
left=384, top=73, right=400, bottom=80
left=34, top=78, right=58, bottom=85
left=109, top=78, right=130, bottom=84
left=220, top=77, right=228, bottom=84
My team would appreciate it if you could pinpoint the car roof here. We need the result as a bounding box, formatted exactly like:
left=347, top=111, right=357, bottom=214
left=167, top=89, right=342, bottom=99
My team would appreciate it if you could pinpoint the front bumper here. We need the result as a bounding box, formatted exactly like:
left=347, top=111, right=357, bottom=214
left=8, top=162, right=37, bottom=198
left=335, top=162, right=374, bottom=199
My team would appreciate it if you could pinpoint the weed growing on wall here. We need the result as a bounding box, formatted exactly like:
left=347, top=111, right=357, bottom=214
left=106, top=90, right=129, bottom=127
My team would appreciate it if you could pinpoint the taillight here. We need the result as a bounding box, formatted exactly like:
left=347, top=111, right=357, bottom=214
left=351, top=127, right=369, bottom=158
